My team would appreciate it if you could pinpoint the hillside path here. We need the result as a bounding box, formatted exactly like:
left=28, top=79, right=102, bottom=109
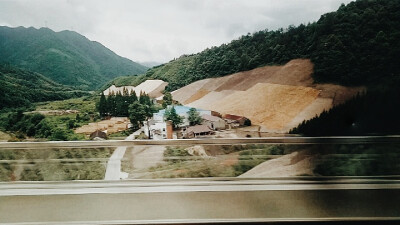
left=104, top=128, right=142, bottom=180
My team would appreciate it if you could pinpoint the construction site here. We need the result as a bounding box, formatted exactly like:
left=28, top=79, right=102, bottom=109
left=170, top=59, right=364, bottom=133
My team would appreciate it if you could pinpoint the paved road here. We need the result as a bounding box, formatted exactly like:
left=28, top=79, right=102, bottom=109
left=1, top=178, right=400, bottom=224
left=104, top=130, right=140, bottom=180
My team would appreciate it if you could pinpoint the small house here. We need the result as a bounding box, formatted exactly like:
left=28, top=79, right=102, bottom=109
left=90, top=130, right=107, bottom=140
left=223, top=114, right=250, bottom=128
left=201, top=114, right=226, bottom=130
left=183, top=124, right=214, bottom=138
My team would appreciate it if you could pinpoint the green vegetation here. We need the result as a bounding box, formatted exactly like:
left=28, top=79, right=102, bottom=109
left=97, top=91, right=138, bottom=117
left=0, top=95, right=100, bottom=141
left=163, top=146, right=192, bottom=163
left=0, top=64, right=88, bottom=110
left=0, top=26, right=147, bottom=89
left=107, top=0, right=400, bottom=91
left=146, top=144, right=296, bottom=178
left=187, top=108, right=202, bottom=126
left=233, top=145, right=286, bottom=175
left=107, top=129, right=132, bottom=139
left=0, top=148, right=114, bottom=181
left=165, top=106, right=183, bottom=129
left=313, top=144, right=400, bottom=176
left=162, top=91, right=173, bottom=108
left=35, top=96, right=97, bottom=113
left=0, top=111, right=88, bottom=141
left=290, top=89, right=400, bottom=136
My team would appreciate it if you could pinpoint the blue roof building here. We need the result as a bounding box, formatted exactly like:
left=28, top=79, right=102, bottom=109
left=153, top=105, right=211, bottom=126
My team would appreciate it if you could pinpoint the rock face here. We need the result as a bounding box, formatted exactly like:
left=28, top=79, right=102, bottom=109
left=171, top=59, right=364, bottom=133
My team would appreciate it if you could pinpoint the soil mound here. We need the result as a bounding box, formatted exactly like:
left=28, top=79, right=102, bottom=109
left=171, top=79, right=210, bottom=104
left=209, top=83, right=320, bottom=131
left=184, top=89, right=210, bottom=104
left=187, top=90, right=237, bottom=109
left=171, top=59, right=363, bottom=132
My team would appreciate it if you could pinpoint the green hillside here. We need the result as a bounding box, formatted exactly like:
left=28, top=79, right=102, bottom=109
left=0, top=64, right=88, bottom=110
left=0, top=26, right=148, bottom=89
left=108, top=0, right=400, bottom=91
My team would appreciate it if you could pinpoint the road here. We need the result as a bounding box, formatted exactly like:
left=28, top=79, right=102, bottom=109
left=104, top=130, right=140, bottom=180
left=0, top=178, right=400, bottom=224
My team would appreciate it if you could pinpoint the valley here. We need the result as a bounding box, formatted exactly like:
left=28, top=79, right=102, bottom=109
left=0, top=0, right=399, bottom=182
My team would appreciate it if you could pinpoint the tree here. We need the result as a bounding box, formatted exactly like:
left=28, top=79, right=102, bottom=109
left=165, top=106, right=183, bottom=129
left=162, top=91, right=173, bottom=108
left=107, top=94, right=116, bottom=116
left=49, top=128, right=68, bottom=141
left=187, top=108, right=202, bottom=126
left=98, top=92, right=107, bottom=117
left=129, top=90, right=138, bottom=104
left=128, top=102, right=147, bottom=130
left=139, top=92, right=151, bottom=105
left=114, top=91, right=124, bottom=116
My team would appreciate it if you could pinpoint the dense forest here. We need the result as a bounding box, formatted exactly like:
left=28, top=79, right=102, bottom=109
left=0, top=64, right=88, bottom=110
left=290, top=88, right=400, bottom=136
left=0, top=26, right=148, bottom=89
left=108, top=0, right=400, bottom=91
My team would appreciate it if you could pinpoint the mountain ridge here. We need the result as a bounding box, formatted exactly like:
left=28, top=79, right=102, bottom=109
left=0, top=26, right=148, bottom=89
left=107, top=0, right=400, bottom=91
left=0, top=63, right=88, bottom=110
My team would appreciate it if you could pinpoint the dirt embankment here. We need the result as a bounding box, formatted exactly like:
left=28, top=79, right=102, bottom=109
left=209, top=83, right=321, bottom=131
left=239, top=150, right=317, bottom=178
left=171, top=59, right=364, bottom=132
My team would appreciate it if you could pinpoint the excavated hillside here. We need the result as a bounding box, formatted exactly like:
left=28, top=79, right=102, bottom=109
left=172, top=59, right=363, bottom=133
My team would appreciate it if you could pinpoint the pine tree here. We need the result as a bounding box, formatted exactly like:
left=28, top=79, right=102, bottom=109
left=129, top=90, right=138, bottom=104
left=115, top=91, right=124, bottom=116
left=98, top=92, right=107, bottom=117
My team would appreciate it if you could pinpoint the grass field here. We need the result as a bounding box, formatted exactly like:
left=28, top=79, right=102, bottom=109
left=35, top=96, right=98, bottom=113
left=0, top=147, right=114, bottom=181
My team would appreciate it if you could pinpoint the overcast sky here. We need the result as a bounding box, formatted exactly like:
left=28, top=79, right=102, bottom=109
left=0, top=0, right=353, bottom=64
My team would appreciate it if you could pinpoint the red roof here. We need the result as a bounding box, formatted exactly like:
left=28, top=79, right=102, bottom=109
left=223, top=114, right=245, bottom=120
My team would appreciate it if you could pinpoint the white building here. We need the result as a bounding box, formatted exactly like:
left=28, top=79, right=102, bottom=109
left=144, top=106, right=211, bottom=139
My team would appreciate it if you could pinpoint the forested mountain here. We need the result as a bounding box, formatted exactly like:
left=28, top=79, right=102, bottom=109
left=0, top=26, right=148, bottom=89
left=290, top=88, right=400, bottom=135
left=110, top=0, right=400, bottom=91
left=0, top=64, right=87, bottom=110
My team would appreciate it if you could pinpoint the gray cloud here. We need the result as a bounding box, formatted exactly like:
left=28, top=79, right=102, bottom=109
left=0, top=0, right=353, bottom=63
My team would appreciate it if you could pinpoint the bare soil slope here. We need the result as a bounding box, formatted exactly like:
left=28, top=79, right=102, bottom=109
left=209, top=83, right=320, bottom=131
left=171, top=79, right=211, bottom=104
left=171, top=59, right=364, bottom=132
left=184, top=89, right=211, bottom=105
left=187, top=90, right=237, bottom=109
left=239, top=150, right=316, bottom=177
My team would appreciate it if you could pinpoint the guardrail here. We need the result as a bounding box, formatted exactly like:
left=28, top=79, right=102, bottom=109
left=1, top=136, right=400, bottom=224
left=1, top=135, right=400, bottom=148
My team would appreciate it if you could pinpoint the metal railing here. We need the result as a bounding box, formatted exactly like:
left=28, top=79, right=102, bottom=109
left=1, top=136, right=400, bottom=224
